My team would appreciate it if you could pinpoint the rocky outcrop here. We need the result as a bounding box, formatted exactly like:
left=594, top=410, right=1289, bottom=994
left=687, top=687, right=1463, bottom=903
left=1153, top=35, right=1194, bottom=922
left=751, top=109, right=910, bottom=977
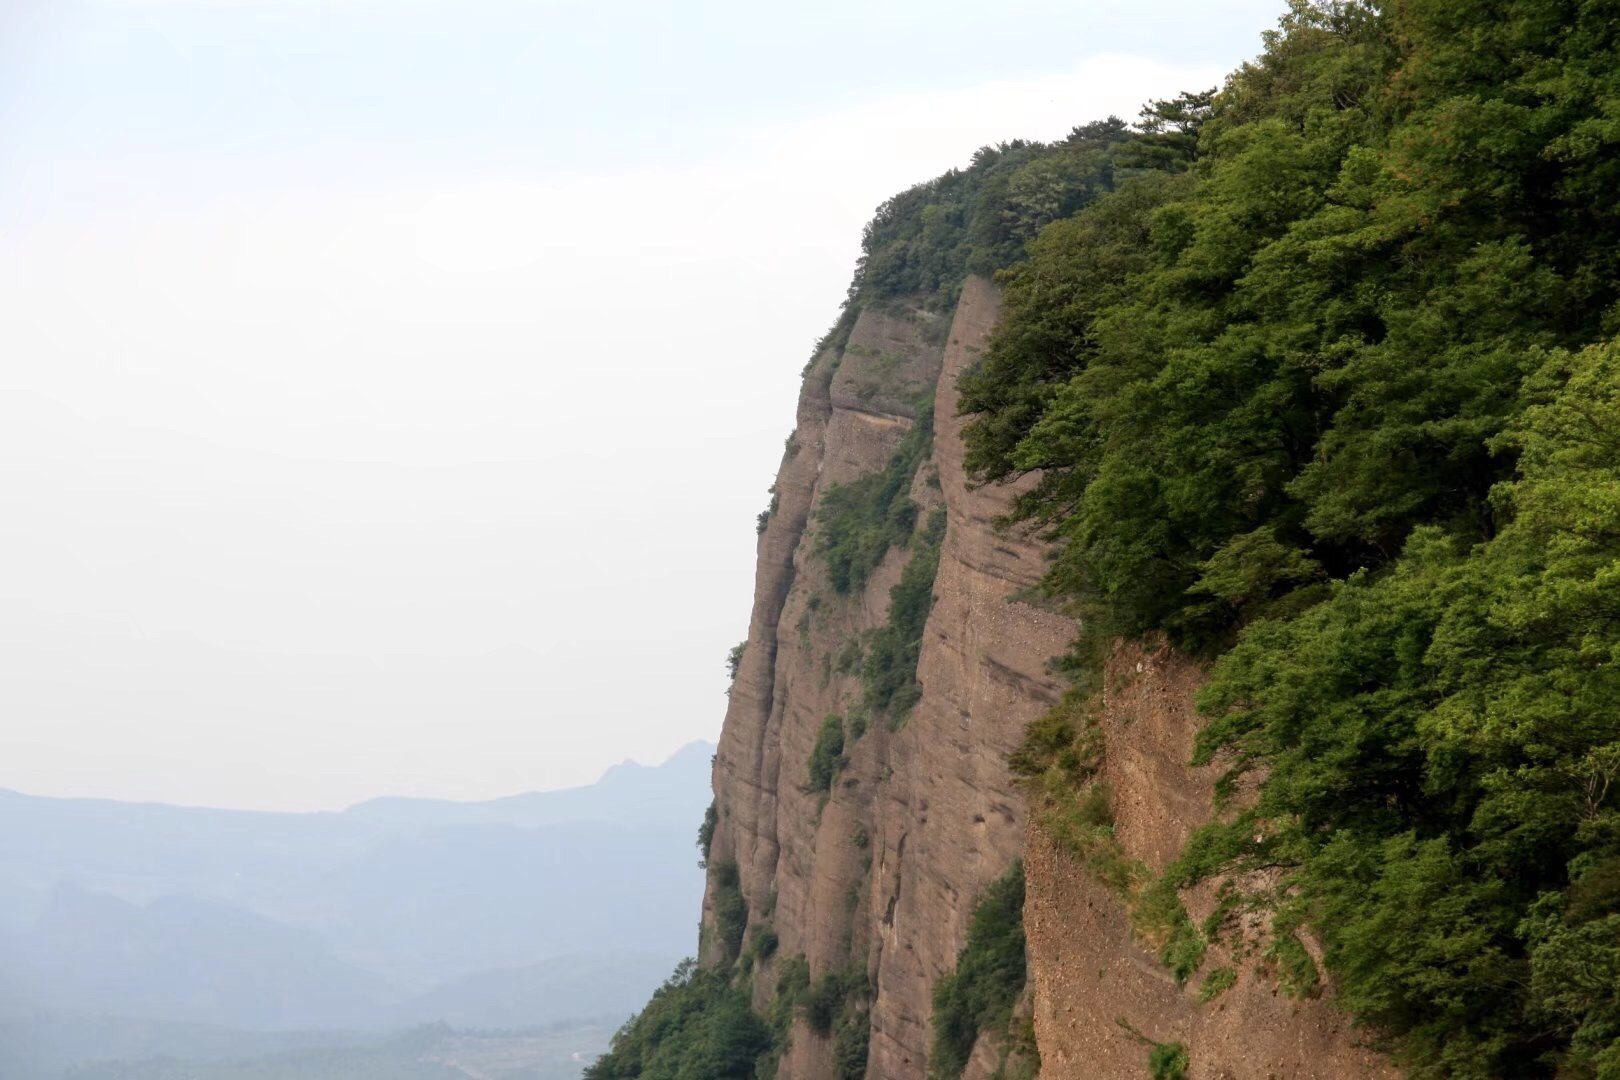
left=704, top=276, right=1393, bottom=1078
left=706, top=277, right=1071, bottom=1078
left=864, top=278, right=1074, bottom=1078
left=1024, top=642, right=1399, bottom=1080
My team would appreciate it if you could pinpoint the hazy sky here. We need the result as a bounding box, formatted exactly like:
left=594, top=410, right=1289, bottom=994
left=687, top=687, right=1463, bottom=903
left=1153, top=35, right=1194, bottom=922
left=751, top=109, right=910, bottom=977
left=0, top=0, right=1282, bottom=811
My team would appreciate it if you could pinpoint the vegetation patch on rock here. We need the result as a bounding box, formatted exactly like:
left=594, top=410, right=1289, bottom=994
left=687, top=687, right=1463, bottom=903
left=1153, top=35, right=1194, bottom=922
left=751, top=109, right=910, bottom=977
left=929, top=863, right=1028, bottom=1079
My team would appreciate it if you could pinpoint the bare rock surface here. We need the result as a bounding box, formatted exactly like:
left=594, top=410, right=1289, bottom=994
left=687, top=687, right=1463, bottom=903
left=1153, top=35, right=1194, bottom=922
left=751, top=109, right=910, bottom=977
left=864, top=277, right=1074, bottom=1079
left=1024, top=641, right=1399, bottom=1079
left=706, top=278, right=1070, bottom=1078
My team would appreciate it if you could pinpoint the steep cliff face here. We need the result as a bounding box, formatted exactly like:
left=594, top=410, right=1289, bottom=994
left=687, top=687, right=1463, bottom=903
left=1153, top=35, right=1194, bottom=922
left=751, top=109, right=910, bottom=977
left=704, top=276, right=1395, bottom=1079
left=707, top=276, right=1071, bottom=1078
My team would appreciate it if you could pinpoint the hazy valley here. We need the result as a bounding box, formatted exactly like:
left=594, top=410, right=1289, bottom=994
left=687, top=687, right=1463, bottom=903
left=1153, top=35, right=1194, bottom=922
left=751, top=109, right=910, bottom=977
left=0, top=743, right=713, bottom=1077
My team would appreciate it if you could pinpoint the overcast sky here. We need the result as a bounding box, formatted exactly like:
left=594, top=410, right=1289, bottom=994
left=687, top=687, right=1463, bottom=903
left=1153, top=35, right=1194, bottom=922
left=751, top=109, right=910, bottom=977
left=0, top=0, right=1281, bottom=811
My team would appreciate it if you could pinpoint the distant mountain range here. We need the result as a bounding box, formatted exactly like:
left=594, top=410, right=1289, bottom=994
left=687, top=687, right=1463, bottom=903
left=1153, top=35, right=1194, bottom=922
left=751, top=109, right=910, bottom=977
left=0, top=742, right=712, bottom=1077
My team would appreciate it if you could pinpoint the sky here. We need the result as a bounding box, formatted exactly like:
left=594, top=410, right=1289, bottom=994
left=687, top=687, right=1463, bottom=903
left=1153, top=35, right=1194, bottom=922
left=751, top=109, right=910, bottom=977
left=0, top=0, right=1283, bottom=812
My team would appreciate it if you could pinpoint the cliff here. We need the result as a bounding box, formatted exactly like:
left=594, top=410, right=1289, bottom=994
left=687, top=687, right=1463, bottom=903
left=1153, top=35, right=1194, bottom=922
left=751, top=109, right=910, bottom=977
left=700, top=276, right=1387, bottom=1078
left=707, top=275, right=1071, bottom=1078
left=1022, top=641, right=1397, bottom=1079
left=600, top=9, right=1620, bottom=1074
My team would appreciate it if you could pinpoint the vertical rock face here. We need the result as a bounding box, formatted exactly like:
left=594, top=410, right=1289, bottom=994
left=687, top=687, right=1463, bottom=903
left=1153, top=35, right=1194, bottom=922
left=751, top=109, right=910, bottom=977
left=865, top=278, right=1075, bottom=1079
left=706, top=277, right=1072, bottom=1078
left=704, top=276, right=1394, bottom=1079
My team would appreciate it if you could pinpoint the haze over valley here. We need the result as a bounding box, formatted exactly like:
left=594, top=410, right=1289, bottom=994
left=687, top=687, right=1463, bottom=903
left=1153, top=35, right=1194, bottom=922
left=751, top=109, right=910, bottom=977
left=8, top=0, right=1615, bottom=1077
left=0, top=742, right=712, bottom=1078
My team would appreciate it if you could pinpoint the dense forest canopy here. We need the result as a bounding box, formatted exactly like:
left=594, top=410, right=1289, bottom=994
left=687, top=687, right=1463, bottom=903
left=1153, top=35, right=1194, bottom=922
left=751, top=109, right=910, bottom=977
left=964, top=1, right=1620, bottom=1076
left=595, top=0, right=1620, bottom=1075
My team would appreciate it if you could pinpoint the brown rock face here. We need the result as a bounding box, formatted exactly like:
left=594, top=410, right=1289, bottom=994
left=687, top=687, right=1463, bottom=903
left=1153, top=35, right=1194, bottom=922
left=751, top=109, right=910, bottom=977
left=1024, top=642, right=1399, bottom=1080
left=704, top=276, right=1392, bottom=1079
left=865, top=278, right=1075, bottom=1079
left=706, top=277, right=1071, bottom=1078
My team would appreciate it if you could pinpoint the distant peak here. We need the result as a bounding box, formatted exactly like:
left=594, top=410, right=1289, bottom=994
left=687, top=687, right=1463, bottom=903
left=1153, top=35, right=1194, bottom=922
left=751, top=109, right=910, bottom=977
left=663, top=740, right=717, bottom=766
left=596, top=740, right=715, bottom=783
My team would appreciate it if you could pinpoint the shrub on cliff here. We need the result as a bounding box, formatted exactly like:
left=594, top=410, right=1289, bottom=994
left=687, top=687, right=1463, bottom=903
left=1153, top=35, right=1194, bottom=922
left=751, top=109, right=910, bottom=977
left=1148, top=1041, right=1188, bottom=1080
left=697, top=801, right=718, bottom=869
left=930, top=862, right=1027, bottom=1079
left=795, top=965, right=871, bottom=1080
left=804, top=715, right=846, bottom=794
left=862, top=508, right=947, bottom=724
left=710, top=860, right=749, bottom=961
left=814, top=403, right=934, bottom=595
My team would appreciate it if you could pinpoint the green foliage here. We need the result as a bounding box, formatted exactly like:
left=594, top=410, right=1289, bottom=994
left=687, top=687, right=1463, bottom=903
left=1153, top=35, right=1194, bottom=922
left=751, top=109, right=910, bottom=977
left=853, top=120, right=1134, bottom=309
left=831, top=1007, right=871, bottom=1080
left=758, top=955, right=811, bottom=1078
left=801, top=967, right=868, bottom=1038
left=835, top=639, right=864, bottom=675
left=1171, top=339, right=1620, bottom=1075
left=1147, top=1041, right=1189, bottom=1080
left=1116, top=1018, right=1189, bottom=1080
left=1012, top=694, right=1142, bottom=896
left=814, top=404, right=934, bottom=595
left=756, top=491, right=779, bottom=536
left=585, top=959, right=770, bottom=1080
left=804, top=715, right=846, bottom=794
left=1014, top=694, right=1208, bottom=984
left=986, top=1015, right=1041, bottom=1080
left=961, top=0, right=1620, bottom=654
left=750, top=958, right=867, bottom=1080
left=1263, top=930, right=1319, bottom=1000
left=751, top=927, right=779, bottom=962
left=697, top=801, right=718, bottom=868
left=957, top=0, right=1620, bottom=1073
left=929, top=863, right=1028, bottom=1079
left=846, top=710, right=868, bottom=742
left=1133, top=877, right=1205, bottom=986
left=863, top=508, right=947, bottom=723
left=1125, top=90, right=1214, bottom=171
left=710, top=861, right=749, bottom=963
left=1197, top=967, right=1237, bottom=1003
left=1009, top=691, right=1103, bottom=784
left=726, top=642, right=747, bottom=682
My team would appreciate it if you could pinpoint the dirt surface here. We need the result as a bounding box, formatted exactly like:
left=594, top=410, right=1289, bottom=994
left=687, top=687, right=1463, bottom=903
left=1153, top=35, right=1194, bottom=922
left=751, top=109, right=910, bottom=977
left=1024, top=642, right=1399, bottom=1079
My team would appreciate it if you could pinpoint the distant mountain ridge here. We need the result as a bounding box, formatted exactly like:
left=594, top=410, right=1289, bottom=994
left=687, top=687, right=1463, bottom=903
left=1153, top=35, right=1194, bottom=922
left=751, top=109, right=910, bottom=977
left=0, top=741, right=712, bottom=924
left=344, top=740, right=714, bottom=830
left=0, top=741, right=713, bottom=1077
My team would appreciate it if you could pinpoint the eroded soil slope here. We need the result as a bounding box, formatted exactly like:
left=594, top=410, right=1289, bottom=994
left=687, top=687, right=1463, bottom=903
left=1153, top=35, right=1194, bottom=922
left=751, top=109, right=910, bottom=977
left=1025, top=642, right=1398, bottom=1079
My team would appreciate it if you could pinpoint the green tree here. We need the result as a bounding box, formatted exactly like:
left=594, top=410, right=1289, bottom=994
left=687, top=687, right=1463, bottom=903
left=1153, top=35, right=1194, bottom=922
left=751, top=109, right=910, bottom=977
left=585, top=959, right=770, bottom=1080
left=958, top=1, right=1620, bottom=1073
